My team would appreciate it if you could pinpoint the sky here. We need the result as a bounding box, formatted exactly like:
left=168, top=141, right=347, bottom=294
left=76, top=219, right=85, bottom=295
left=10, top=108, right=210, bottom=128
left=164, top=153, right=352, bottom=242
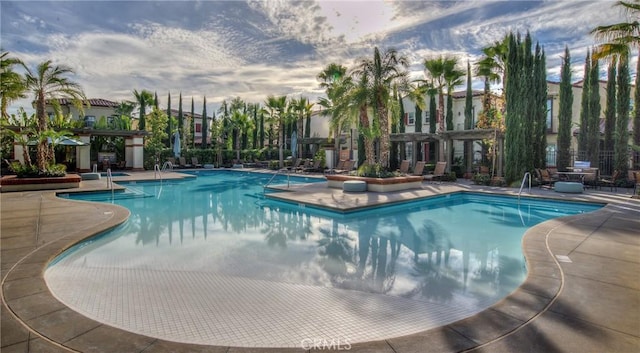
left=0, top=0, right=631, bottom=116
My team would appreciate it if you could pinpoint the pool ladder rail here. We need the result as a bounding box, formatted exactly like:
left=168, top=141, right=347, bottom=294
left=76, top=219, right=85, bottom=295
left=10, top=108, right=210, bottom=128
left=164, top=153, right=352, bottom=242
left=518, top=172, right=532, bottom=201
left=263, top=168, right=291, bottom=194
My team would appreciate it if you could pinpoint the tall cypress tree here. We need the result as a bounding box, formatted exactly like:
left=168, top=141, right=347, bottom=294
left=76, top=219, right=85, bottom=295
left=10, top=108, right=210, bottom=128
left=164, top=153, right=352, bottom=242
left=178, top=92, right=184, bottom=147
left=259, top=107, right=265, bottom=149
left=445, top=94, right=454, bottom=130
left=557, top=46, right=573, bottom=172
left=587, top=58, right=601, bottom=167
left=190, top=97, right=195, bottom=148
left=604, top=58, right=617, bottom=153
left=166, top=92, right=172, bottom=148
left=464, top=60, right=473, bottom=172
left=398, top=92, right=406, bottom=162
left=578, top=50, right=591, bottom=157
left=429, top=93, right=436, bottom=134
left=464, top=61, right=473, bottom=130
left=533, top=43, right=548, bottom=168
left=252, top=104, right=259, bottom=149
left=504, top=32, right=546, bottom=183
left=615, top=53, right=630, bottom=176
left=635, top=50, right=640, bottom=150
left=201, top=97, right=208, bottom=149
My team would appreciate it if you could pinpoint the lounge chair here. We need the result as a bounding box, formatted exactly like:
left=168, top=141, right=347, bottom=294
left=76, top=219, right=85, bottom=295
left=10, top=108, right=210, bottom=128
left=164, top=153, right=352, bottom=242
left=325, top=160, right=346, bottom=175
left=334, top=160, right=355, bottom=174
left=287, top=158, right=303, bottom=172
left=598, top=170, right=620, bottom=192
left=302, top=160, right=322, bottom=173
left=412, top=161, right=425, bottom=176
left=424, top=161, right=447, bottom=182
left=191, top=157, right=203, bottom=168
left=536, top=168, right=557, bottom=189
left=398, top=160, right=410, bottom=174
left=179, top=157, right=193, bottom=168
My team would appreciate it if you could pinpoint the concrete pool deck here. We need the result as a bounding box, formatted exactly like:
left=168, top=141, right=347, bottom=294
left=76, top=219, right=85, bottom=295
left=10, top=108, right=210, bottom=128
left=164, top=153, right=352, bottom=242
left=2, top=170, right=639, bottom=352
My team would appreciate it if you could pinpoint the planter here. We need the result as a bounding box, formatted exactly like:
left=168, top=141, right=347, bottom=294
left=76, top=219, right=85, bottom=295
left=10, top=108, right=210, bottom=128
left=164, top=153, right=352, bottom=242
left=325, top=174, right=423, bottom=192
left=1, top=174, right=82, bottom=192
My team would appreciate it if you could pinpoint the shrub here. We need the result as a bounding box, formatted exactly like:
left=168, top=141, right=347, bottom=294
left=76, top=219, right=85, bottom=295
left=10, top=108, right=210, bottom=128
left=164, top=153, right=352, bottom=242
left=356, top=163, right=397, bottom=178
left=472, top=173, right=491, bottom=185
left=9, top=161, right=66, bottom=177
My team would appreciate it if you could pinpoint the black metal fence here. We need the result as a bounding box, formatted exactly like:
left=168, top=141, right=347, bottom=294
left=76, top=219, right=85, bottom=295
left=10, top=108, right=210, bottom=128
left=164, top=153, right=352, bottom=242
left=546, top=149, right=639, bottom=176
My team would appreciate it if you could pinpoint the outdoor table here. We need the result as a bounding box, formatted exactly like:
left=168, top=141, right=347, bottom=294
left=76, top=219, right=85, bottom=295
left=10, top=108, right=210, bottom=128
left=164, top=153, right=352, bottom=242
left=556, top=171, right=595, bottom=183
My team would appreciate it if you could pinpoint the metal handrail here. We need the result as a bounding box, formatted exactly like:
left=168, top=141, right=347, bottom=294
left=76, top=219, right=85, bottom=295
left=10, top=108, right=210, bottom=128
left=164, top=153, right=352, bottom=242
left=106, top=168, right=113, bottom=189
left=263, top=168, right=291, bottom=194
left=161, top=161, right=173, bottom=173
left=518, top=172, right=531, bottom=201
left=154, top=164, right=162, bottom=181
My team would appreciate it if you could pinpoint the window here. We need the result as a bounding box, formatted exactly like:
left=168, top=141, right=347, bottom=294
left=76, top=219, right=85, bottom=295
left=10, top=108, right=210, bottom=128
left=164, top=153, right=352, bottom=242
left=546, top=98, right=553, bottom=131
left=84, top=115, right=96, bottom=128
left=195, top=123, right=202, bottom=133
left=404, top=112, right=416, bottom=125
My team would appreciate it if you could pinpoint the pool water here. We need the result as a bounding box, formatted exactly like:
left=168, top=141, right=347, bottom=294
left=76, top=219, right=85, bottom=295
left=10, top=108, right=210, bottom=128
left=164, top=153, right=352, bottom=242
left=47, top=170, right=602, bottom=346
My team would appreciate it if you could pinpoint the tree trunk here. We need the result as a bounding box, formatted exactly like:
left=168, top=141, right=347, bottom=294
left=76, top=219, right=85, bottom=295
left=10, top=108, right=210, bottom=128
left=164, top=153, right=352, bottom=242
left=36, top=92, right=49, bottom=172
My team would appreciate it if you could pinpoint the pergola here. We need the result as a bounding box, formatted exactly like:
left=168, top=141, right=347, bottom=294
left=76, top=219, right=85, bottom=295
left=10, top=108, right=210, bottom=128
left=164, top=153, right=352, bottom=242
left=8, top=127, right=149, bottom=172
left=390, top=129, right=505, bottom=177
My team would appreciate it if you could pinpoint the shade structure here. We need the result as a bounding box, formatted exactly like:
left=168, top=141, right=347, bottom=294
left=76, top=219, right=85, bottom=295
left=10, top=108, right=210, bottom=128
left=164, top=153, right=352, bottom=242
left=173, top=131, right=181, bottom=157
left=28, top=136, right=88, bottom=146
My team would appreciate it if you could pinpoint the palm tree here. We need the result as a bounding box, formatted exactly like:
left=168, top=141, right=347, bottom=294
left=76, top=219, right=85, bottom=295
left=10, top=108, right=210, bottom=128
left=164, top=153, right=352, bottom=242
left=317, top=63, right=352, bottom=166
left=591, top=0, right=640, bottom=60
left=0, top=51, right=27, bottom=119
left=264, top=95, right=288, bottom=167
left=354, top=47, right=409, bottom=169
left=424, top=57, right=449, bottom=133
left=444, top=59, right=465, bottom=131
left=133, top=89, right=154, bottom=130
left=23, top=60, right=86, bottom=172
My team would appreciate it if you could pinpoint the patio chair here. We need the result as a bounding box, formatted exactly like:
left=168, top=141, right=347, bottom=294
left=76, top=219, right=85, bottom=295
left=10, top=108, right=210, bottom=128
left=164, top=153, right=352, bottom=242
left=302, top=160, right=322, bottom=173
left=424, top=161, right=447, bottom=182
left=325, top=160, right=346, bottom=174
left=398, top=160, right=410, bottom=174
left=334, top=160, right=355, bottom=174
left=599, top=170, right=620, bottom=192
left=191, top=157, right=203, bottom=168
left=179, top=157, right=193, bottom=168
left=582, top=168, right=599, bottom=190
left=536, top=168, right=557, bottom=189
left=412, top=161, right=425, bottom=176
left=287, top=158, right=303, bottom=172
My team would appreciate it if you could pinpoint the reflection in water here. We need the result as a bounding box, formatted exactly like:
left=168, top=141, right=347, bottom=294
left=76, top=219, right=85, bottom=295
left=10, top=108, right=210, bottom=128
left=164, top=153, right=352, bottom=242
left=60, top=171, right=601, bottom=309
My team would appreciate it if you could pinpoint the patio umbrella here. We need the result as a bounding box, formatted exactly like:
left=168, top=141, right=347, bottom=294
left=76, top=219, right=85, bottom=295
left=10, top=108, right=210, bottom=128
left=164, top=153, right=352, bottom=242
left=27, top=136, right=88, bottom=146
left=291, top=130, right=297, bottom=159
left=173, top=131, right=181, bottom=157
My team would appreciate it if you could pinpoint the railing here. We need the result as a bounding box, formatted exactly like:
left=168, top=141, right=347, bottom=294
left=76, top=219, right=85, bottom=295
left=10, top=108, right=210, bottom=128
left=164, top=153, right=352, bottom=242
left=518, top=172, right=532, bottom=201
left=106, top=168, right=113, bottom=189
left=263, top=168, right=291, bottom=194
left=154, top=164, right=162, bottom=182
left=161, top=161, right=173, bottom=173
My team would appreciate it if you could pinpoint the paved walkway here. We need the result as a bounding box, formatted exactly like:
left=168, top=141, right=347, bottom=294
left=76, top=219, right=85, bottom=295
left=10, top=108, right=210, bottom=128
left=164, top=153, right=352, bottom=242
left=2, top=171, right=639, bottom=352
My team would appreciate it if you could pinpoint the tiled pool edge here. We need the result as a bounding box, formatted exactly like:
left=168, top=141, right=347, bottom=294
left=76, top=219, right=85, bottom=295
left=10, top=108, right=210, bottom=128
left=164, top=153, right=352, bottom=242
left=1, top=185, right=637, bottom=352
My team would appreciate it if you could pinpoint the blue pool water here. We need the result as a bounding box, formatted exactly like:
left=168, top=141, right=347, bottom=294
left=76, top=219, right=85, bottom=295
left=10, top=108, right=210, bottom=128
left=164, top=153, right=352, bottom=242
left=53, top=170, right=601, bottom=304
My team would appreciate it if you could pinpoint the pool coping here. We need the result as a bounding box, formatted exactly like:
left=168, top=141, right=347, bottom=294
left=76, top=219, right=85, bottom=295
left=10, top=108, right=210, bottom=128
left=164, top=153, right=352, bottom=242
left=2, top=171, right=639, bottom=352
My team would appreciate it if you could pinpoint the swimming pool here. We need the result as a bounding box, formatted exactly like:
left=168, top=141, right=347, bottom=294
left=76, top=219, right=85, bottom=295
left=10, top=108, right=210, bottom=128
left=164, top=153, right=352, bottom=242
left=46, top=170, right=602, bottom=347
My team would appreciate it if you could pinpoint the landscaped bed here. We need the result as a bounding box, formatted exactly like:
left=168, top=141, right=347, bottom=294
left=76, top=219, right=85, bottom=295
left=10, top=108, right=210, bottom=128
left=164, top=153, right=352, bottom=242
left=0, top=174, right=82, bottom=192
left=325, top=174, right=424, bottom=192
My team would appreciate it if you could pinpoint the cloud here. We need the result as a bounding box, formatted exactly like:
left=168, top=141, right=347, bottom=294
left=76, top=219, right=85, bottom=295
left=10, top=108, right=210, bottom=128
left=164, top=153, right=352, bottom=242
left=1, top=0, right=632, bottom=116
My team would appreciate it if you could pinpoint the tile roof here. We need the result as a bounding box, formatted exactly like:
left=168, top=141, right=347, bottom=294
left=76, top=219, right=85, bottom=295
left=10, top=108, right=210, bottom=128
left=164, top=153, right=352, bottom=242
left=47, top=98, right=119, bottom=107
